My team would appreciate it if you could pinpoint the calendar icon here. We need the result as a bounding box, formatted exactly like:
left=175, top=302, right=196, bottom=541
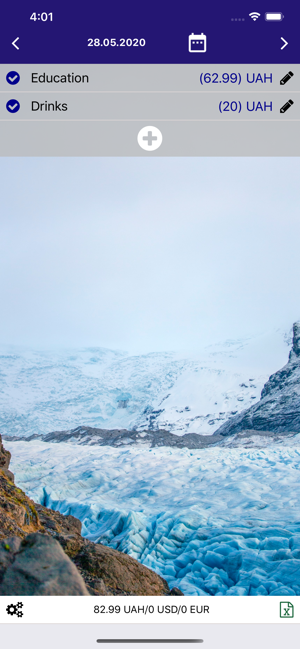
left=188, top=33, right=207, bottom=53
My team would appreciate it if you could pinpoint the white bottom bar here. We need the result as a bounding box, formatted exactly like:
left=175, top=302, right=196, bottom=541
left=0, top=623, right=299, bottom=649
left=0, top=596, right=299, bottom=624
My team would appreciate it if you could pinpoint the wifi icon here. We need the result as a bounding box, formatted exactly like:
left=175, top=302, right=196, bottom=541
left=249, top=12, right=261, bottom=21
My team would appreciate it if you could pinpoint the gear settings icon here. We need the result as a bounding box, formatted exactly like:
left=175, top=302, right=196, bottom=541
left=6, top=602, right=23, bottom=617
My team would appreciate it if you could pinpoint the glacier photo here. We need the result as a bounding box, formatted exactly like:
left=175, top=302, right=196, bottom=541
left=3, top=322, right=300, bottom=596
left=1, top=156, right=300, bottom=595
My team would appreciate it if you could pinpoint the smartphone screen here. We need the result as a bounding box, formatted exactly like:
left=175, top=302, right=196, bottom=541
left=0, top=2, right=299, bottom=647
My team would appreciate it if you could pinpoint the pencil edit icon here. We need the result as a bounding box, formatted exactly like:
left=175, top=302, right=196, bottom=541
left=280, top=99, right=294, bottom=113
left=280, top=71, right=294, bottom=86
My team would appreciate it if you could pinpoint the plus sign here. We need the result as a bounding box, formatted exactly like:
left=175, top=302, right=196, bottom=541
left=142, top=130, right=157, bottom=146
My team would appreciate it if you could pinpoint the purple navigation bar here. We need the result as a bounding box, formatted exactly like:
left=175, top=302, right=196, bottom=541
left=0, top=0, right=298, bottom=64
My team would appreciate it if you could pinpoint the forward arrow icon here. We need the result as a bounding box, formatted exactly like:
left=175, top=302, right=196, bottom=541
left=281, top=37, right=288, bottom=50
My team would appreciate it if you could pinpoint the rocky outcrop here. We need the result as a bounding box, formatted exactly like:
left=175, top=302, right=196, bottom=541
left=215, top=322, right=300, bottom=437
left=0, top=533, right=90, bottom=595
left=0, top=434, right=177, bottom=596
left=0, top=436, right=11, bottom=468
left=290, top=321, right=300, bottom=358
left=74, top=542, right=170, bottom=596
left=0, top=435, right=13, bottom=482
left=0, top=470, right=41, bottom=541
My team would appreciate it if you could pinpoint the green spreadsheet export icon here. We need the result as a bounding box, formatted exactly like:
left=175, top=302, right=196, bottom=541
left=280, top=602, right=294, bottom=618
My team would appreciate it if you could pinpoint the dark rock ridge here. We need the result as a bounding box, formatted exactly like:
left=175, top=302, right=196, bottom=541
left=5, top=426, right=225, bottom=448
left=215, top=322, right=300, bottom=437
left=0, top=434, right=179, bottom=596
left=5, top=424, right=297, bottom=450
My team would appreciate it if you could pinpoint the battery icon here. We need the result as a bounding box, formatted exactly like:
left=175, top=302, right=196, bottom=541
left=280, top=99, right=294, bottom=113
left=265, top=12, right=284, bottom=21
left=280, top=71, right=294, bottom=85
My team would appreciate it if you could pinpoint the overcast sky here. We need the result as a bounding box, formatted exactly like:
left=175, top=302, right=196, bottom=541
left=0, top=157, right=299, bottom=352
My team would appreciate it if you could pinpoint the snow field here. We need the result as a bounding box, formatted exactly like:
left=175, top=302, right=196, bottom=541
left=0, top=329, right=290, bottom=437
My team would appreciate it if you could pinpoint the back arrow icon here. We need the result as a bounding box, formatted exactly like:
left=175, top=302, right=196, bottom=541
left=281, top=37, right=288, bottom=50
left=12, top=37, right=19, bottom=50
